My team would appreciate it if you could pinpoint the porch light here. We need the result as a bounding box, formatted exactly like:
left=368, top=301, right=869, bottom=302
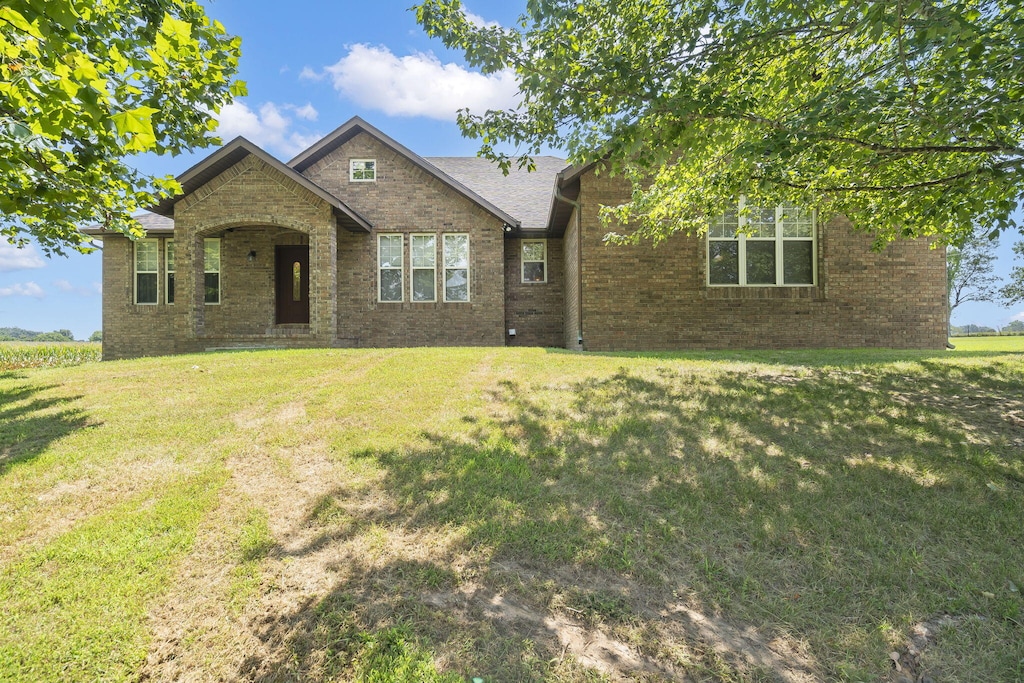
left=247, top=250, right=257, bottom=262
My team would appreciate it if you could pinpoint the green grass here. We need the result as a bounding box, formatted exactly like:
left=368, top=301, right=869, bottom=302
left=0, top=342, right=101, bottom=371
left=0, top=345, right=1021, bottom=681
left=949, top=335, right=1024, bottom=353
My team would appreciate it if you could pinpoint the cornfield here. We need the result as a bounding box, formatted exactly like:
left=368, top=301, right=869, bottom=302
left=0, top=343, right=102, bottom=371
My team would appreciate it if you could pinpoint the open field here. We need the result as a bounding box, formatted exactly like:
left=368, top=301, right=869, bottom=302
left=0, top=344, right=1021, bottom=681
left=0, top=342, right=101, bottom=371
left=948, top=335, right=1024, bottom=353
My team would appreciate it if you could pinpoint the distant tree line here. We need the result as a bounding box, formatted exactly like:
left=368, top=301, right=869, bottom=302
left=950, top=321, right=1024, bottom=337
left=0, top=327, right=100, bottom=342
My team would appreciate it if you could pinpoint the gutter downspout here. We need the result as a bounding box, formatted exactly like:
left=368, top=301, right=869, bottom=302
left=554, top=179, right=583, bottom=348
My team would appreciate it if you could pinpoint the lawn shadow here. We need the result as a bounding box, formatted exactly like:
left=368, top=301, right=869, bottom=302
left=0, top=381, right=90, bottom=476
left=234, top=360, right=1024, bottom=680
left=547, top=346, right=1023, bottom=367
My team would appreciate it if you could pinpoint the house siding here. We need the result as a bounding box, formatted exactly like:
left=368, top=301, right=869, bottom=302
left=504, top=237, right=564, bottom=347
left=574, top=170, right=948, bottom=351
left=302, top=132, right=506, bottom=347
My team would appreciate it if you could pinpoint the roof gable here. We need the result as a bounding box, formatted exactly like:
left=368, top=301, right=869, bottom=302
left=152, top=137, right=371, bottom=232
left=288, top=117, right=522, bottom=228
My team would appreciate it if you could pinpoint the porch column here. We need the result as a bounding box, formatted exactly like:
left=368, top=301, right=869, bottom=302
left=308, top=207, right=338, bottom=343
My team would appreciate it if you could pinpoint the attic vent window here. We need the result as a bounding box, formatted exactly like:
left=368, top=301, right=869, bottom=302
left=350, top=159, right=376, bottom=182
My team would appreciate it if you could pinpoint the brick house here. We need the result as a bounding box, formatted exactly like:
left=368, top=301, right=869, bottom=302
left=85, top=117, right=948, bottom=360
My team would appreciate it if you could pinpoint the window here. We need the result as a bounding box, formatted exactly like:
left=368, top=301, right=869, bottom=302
left=204, top=238, right=220, bottom=304
left=410, top=234, right=436, bottom=302
left=134, top=239, right=158, bottom=304
left=165, top=241, right=175, bottom=304
left=708, top=200, right=815, bottom=286
left=443, top=234, right=469, bottom=302
left=521, top=239, right=547, bottom=283
left=378, top=234, right=403, bottom=302
left=350, top=159, right=376, bottom=182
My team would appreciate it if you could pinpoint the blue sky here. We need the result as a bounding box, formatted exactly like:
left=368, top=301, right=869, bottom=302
left=1, top=0, right=1021, bottom=339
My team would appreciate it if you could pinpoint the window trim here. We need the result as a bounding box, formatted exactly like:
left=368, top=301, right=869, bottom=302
left=706, top=199, right=817, bottom=287
left=410, top=233, right=437, bottom=303
left=350, top=158, right=376, bottom=182
left=134, top=238, right=159, bottom=305
left=442, top=233, right=470, bottom=303
left=204, top=238, right=221, bottom=305
left=378, top=233, right=404, bottom=303
left=165, top=240, right=175, bottom=304
left=521, top=239, right=547, bottom=284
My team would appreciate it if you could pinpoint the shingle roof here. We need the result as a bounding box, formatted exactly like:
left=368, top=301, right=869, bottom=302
left=135, top=212, right=175, bottom=232
left=79, top=211, right=174, bottom=236
left=425, top=156, right=567, bottom=232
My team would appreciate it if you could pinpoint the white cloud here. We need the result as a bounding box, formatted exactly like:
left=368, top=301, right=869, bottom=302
left=299, top=66, right=324, bottom=82
left=53, top=279, right=98, bottom=297
left=0, top=281, right=45, bottom=299
left=215, top=101, right=322, bottom=158
left=322, top=44, right=519, bottom=121
left=0, top=242, right=45, bottom=272
left=285, top=102, right=319, bottom=121
left=1012, top=310, right=1024, bottom=322
left=463, top=7, right=500, bottom=28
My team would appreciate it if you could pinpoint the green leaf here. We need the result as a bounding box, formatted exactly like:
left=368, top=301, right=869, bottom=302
left=0, top=7, right=42, bottom=38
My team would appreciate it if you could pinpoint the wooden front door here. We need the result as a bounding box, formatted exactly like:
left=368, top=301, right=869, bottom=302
left=275, top=246, right=309, bottom=324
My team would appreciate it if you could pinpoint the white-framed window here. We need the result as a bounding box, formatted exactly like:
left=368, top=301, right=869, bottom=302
left=378, top=234, right=403, bottom=302
left=134, top=239, right=158, bottom=304
left=204, top=238, right=221, bottom=304
left=521, top=239, right=547, bottom=283
left=443, top=233, right=470, bottom=302
left=165, top=240, right=175, bottom=304
left=707, top=199, right=816, bottom=286
left=410, top=234, right=437, bottom=302
left=350, top=159, right=376, bottom=182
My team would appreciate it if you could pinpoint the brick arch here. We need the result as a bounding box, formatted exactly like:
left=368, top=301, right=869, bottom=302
left=192, top=216, right=317, bottom=238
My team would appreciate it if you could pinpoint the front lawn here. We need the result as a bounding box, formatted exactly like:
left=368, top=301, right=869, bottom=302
left=0, top=346, right=1021, bottom=681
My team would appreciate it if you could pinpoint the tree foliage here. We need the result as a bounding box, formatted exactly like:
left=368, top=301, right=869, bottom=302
left=1000, top=240, right=1024, bottom=304
left=947, top=231, right=1000, bottom=313
left=0, top=0, right=244, bottom=254
left=416, top=0, right=1024, bottom=246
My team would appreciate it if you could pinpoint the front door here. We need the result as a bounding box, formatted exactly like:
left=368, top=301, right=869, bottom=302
left=275, top=246, right=310, bottom=324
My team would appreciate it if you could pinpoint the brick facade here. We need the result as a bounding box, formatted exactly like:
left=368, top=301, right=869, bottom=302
left=96, top=119, right=948, bottom=359
left=504, top=237, right=564, bottom=347
left=569, top=169, right=948, bottom=351
left=303, top=132, right=506, bottom=347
